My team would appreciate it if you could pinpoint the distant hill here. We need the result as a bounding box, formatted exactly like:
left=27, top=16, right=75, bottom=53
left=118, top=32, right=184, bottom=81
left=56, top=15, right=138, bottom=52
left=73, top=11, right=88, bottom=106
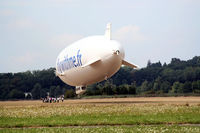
left=0, top=56, right=200, bottom=100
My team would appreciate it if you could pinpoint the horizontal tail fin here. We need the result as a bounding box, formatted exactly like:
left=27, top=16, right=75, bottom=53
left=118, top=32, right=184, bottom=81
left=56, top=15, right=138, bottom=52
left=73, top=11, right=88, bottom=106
left=122, top=60, right=138, bottom=69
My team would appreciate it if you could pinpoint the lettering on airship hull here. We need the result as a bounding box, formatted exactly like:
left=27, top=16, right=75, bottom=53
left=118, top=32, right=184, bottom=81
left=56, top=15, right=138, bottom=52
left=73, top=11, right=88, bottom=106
left=57, top=50, right=82, bottom=73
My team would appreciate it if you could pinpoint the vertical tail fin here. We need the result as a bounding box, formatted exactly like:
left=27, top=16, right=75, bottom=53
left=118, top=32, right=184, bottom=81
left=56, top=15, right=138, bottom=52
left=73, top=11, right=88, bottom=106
left=105, top=23, right=111, bottom=40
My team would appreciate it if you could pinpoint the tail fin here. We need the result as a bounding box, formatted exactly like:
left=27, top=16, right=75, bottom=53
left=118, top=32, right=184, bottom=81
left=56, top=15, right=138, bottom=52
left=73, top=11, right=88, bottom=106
left=122, top=60, right=139, bottom=69
left=105, top=23, right=111, bottom=40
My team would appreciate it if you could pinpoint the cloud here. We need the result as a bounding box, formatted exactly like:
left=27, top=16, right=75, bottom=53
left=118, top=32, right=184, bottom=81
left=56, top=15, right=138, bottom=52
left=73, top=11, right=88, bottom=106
left=50, top=33, right=84, bottom=48
left=1, top=0, right=30, bottom=7
left=0, top=9, right=14, bottom=16
left=12, top=53, right=36, bottom=66
left=49, top=0, right=75, bottom=3
left=113, top=25, right=146, bottom=44
left=43, top=0, right=79, bottom=7
left=7, top=52, right=46, bottom=72
left=6, top=19, right=34, bottom=30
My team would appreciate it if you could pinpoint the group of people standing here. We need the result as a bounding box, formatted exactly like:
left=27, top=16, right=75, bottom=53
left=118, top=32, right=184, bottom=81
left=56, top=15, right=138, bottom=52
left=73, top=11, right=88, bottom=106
left=42, top=96, right=64, bottom=103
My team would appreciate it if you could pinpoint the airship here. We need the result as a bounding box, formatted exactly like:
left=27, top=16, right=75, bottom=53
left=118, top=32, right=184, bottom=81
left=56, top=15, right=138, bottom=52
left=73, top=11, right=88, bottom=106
left=56, top=23, right=138, bottom=95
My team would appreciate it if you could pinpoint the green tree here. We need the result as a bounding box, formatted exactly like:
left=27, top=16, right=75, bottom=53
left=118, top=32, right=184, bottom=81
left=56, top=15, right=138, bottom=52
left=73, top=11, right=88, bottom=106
left=183, top=67, right=195, bottom=81
left=40, top=89, right=47, bottom=98
left=192, top=81, right=198, bottom=93
left=147, top=60, right=152, bottom=67
left=102, top=80, right=116, bottom=95
left=194, top=80, right=200, bottom=93
left=171, top=81, right=181, bottom=93
left=140, top=80, right=149, bottom=92
left=64, top=89, right=76, bottom=98
left=160, top=81, right=171, bottom=93
left=153, top=77, right=162, bottom=91
left=182, top=81, right=192, bottom=93
left=161, top=68, right=176, bottom=83
left=49, top=86, right=56, bottom=97
left=86, top=83, right=101, bottom=95
left=117, top=84, right=129, bottom=94
left=177, top=83, right=184, bottom=93
left=129, top=82, right=136, bottom=94
left=197, top=80, right=200, bottom=89
left=8, top=89, right=24, bottom=99
left=31, top=83, right=42, bottom=99
left=55, top=85, right=63, bottom=97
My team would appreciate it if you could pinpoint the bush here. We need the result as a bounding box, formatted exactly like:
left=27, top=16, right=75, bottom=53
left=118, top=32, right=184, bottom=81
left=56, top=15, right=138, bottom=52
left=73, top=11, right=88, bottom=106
left=8, top=89, right=24, bottom=99
left=64, top=89, right=76, bottom=98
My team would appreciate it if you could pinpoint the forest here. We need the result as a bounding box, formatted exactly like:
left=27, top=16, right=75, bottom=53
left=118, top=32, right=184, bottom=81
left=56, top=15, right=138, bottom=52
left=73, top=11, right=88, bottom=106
left=0, top=56, right=200, bottom=100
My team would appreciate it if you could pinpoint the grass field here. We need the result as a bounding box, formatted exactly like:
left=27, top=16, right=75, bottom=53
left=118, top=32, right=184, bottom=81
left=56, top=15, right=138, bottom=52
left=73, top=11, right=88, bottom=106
left=0, top=97, right=200, bottom=132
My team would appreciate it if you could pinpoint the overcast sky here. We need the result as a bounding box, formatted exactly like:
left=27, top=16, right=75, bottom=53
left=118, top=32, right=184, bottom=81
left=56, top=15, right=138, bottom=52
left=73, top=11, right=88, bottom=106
left=0, top=0, right=200, bottom=73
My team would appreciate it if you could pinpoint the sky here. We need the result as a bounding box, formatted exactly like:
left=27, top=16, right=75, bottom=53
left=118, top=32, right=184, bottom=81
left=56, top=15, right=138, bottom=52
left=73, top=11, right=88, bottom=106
left=0, top=0, right=200, bottom=73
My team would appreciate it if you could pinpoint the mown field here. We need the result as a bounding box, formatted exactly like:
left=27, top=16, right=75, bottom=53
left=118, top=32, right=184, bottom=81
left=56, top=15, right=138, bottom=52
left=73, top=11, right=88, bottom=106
left=0, top=97, right=200, bottom=133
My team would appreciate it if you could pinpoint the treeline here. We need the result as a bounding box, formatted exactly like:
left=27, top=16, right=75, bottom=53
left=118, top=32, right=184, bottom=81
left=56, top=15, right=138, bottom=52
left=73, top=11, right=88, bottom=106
left=0, top=56, right=200, bottom=100
left=86, top=57, right=200, bottom=96
left=0, top=68, right=71, bottom=100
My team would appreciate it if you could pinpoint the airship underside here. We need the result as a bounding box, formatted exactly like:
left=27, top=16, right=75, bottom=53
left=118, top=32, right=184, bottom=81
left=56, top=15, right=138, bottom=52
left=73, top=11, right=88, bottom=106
left=56, top=23, right=137, bottom=95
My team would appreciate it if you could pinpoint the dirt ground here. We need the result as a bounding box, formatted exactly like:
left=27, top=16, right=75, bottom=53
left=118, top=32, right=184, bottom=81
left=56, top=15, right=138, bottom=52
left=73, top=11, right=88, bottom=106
left=0, top=97, right=200, bottom=106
